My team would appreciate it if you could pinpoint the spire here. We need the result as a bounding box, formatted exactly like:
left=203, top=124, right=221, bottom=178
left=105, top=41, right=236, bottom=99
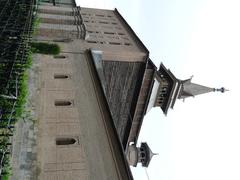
left=179, top=78, right=228, bottom=99
left=179, top=79, right=215, bottom=99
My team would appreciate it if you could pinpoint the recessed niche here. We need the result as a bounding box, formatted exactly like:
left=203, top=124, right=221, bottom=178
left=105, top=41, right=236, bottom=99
left=54, top=74, right=69, bottom=79
left=56, top=137, right=77, bottom=145
left=54, top=100, right=73, bottom=107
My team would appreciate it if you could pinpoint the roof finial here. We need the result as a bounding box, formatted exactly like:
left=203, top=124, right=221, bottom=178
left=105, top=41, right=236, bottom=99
left=213, top=87, right=229, bottom=93
left=151, top=152, right=159, bottom=157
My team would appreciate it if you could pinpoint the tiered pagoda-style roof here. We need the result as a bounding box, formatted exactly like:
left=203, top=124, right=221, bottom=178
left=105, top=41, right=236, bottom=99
left=147, top=63, right=227, bottom=114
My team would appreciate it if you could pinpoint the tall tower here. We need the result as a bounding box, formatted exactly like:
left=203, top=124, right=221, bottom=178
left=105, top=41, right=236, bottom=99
left=147, top=63, right=227, bottom=114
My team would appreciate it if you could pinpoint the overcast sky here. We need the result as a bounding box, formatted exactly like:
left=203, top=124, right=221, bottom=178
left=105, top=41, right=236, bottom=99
left=77, top=0, right=240, bottom=179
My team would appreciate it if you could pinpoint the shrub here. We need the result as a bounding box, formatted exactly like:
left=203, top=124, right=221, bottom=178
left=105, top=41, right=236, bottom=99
left=31, top=42, right=60, bottom=55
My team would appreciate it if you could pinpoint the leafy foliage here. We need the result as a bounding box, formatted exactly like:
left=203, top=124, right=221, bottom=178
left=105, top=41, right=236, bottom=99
left=32, top=16, right=41, bottom=35
left=31, top=42, right=60, bottom=55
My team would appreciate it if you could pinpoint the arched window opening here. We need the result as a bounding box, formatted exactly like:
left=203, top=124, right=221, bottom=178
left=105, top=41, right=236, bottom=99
left=141, top=152, right=146, bottom=158
left=56, top=137, right=76, bottom=145
left=54, top=74, right=69, bottom=79
left=158, top=96, right=164, bottom=100
left=87, top=40, right=97, bottom=44
left=54, top=55, right=66, bottom=59
left=54, top=100, right=72, bottom=106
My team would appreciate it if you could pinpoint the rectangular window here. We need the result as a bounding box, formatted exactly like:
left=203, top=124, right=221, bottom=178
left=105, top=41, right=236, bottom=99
left=87, top=40, right=97, bottom=43
left=118, top=32, right=125, bottom=35
left=109, top=42, right=121, bottom=45
left=99, top=21, right=108, bottom=24
left=104, top=32, right=114, bottom=35
left=124, top=43, right=132, bottom=46
left=96, top=14, right=104, bottom=17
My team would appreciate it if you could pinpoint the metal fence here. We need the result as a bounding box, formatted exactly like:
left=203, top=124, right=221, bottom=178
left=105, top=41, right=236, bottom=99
left=0, top=0, right=36, bottom=177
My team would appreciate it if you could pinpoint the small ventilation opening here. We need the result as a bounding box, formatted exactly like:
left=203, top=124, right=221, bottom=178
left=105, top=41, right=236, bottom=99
left=56, top=138, right=76, bottom=145
left=54, top=74, right=69, bottom=79
left=54, top=100, right=72, bottom=106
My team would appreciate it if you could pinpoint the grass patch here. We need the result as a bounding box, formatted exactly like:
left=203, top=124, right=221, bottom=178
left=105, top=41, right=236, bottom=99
left=31, top=42, right=60, bottom=55
left=15, top=72, right=28, bottom=118
left=32, top=16, right=41, bottom=35
left=1, top=154, right=12, bottom=180
left=2, top=174, right=10, bottom=180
